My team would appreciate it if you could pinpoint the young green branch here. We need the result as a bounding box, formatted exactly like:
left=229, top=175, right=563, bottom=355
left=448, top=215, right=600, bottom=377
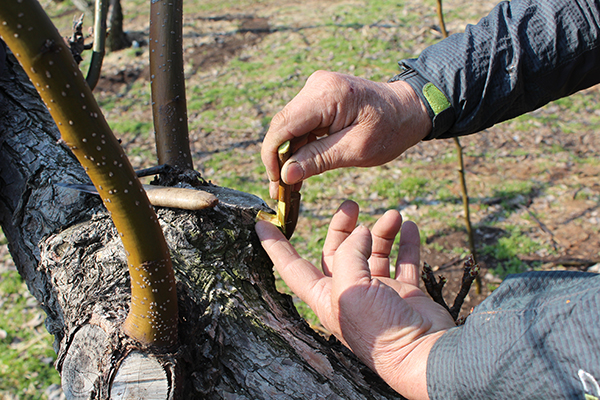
left=0, top=0, right=178, bottom=348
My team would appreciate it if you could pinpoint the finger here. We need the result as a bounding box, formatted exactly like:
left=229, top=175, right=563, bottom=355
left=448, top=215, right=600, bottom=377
left=267, top=135, right=313, bottom=199
left=281, top=124, right=358, bottom=184
left=322, top=200, right=359, bottom=276
left=268, top=179, right=304, bottom=200
left=261, top=72, right=335, bottom=189
left=255, top=220, right=329, bottom=309
left=369, top=210, right=402, bottom=278
left=269, top=180, right=279, bottom=200
left=331, top=225, right=373, bottom=292
left=395, top=220, right=421, bottom=287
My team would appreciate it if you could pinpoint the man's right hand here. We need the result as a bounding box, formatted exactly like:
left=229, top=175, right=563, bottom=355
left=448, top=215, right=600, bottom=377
left=261, top=70, right=432, bottom=199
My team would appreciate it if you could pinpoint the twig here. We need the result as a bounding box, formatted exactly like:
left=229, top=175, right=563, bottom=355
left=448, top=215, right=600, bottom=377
left=435, top=0, right=481, bottom=295
left=421, top=262, right=450, bottom=314
left=67, top=14, right=92, bottom=64
left=422, top=255, right=480, bottom=323
left=454, top=137, right=481, bottom=293
left=135, top=164, right=173, bottom=178
left=519, top=204, right=558, bottom=251
left=519, top=256, right=599, bottom=268
left=449, top=255, right=480, bottom=320
left=435, top=0, right=449, bottom=37
left=437, top=255, right=465, bottom=271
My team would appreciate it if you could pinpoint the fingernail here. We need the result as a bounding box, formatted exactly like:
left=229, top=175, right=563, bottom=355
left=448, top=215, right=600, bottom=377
left=283, top=160, right=305, bottom=184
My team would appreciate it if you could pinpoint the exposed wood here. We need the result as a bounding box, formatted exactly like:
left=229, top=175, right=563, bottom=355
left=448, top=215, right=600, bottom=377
left=111, top=352, right=169, bottom=399
left=61, top=325, right=109, bottom=399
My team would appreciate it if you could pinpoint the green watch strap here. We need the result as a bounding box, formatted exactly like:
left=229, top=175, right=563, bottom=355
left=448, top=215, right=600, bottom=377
left=423, top=82, right=451, bottom=116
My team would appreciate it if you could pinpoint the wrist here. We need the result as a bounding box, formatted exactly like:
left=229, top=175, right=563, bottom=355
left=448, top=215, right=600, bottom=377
left=377, top=329, right=447, bottom=400
left=389, top=67, right=454, bottom=140
left=386, top=79, right=432, bottom=144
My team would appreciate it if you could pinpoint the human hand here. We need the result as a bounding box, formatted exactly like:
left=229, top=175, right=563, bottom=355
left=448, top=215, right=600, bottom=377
left=262, top=71, right=432, bottom=199
left=255, top=200, right=454, bottom=399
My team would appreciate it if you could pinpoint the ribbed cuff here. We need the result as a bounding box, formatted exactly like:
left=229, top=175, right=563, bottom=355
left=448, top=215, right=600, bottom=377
left=389, top=65, right=455, bottom=140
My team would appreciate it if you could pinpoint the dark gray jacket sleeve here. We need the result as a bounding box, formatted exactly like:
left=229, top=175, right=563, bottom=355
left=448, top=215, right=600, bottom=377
left=427, top=271, right=600, bottom=399
left=399, top=0, right=600, bottom=139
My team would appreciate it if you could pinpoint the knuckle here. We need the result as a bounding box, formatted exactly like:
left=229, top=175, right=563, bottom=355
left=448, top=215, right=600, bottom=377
left=308, top=70, right=346, bottom=92
left=270, top=108, right=290, bottom=130
left=309, top=140, right=338, bottom=173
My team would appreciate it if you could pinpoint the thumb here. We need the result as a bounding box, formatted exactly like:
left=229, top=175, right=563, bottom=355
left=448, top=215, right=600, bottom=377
left=281, top=126, right=360, bottom=184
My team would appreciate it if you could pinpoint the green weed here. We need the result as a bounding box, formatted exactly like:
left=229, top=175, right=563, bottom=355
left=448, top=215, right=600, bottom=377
left=482, top=226, right=546, bottom=279
left=0, top=271, right=60, bottom=399
left=109, top=120, right=153, bottom=138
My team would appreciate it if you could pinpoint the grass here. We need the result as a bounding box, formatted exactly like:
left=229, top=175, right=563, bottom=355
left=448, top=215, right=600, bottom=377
left=481, top=226, right=549, bottom=279
left=0, top=270, right=60, bottom=399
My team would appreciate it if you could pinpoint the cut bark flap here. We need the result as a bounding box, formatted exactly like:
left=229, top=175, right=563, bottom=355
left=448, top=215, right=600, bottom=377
left=142, top=185, right=219, bottom=210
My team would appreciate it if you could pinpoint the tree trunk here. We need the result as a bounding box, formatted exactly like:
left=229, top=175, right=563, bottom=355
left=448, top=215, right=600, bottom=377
left=107, top=0, right=130, bottom=52
left=0, top=53, right=403, bottom=398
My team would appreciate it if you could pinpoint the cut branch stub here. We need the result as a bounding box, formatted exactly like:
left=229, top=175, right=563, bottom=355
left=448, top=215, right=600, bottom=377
left=149, top=0, right=193, bottom=170
left=0, top=0, right=178, bottom=348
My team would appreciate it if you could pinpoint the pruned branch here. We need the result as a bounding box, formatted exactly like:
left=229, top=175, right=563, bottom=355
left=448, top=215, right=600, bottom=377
left=422, top=262, right=450, bottom=313
left=149, top=0, right=194, bottom=170
left=422, top=255, right=480, bottom=322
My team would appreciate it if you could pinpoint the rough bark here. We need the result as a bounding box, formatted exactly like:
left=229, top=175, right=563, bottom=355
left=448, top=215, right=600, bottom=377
left=0, top=54, right=403, bottom=398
